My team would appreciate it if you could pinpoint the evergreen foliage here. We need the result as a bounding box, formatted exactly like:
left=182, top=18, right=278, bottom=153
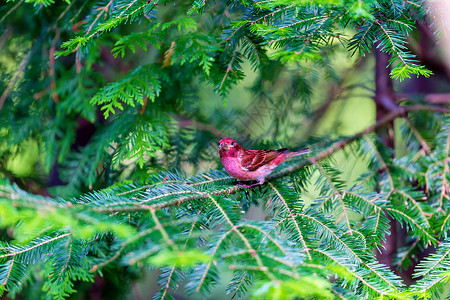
left=1, top=0, right=450, bottom=299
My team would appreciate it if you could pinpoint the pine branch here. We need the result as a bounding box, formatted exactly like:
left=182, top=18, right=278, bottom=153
left=438, top=128, right=450, bottom=210
left=250, top=4, right=295, bottom=24
left=240, top=223, right=287, bottom=255
left=392, top=189, right=431, bottom=227
left=404, top=117, right=431, bottom=154
left=1, top=257, right=14, bottom=287
left=0, top=50, right=32, bottom=110
left=45, top=104, right=447, bottom=215
left=363, top=136, right=395, bottom=190
left=295, top=212, right=402, bottom=291
left=0, top=2, right=21, bottom=24
left=89, top=226, right=158, bottom=272
left=85, top=0, right=114, bottom=36
left=150, top=208, right=179, bottom=250
left=384, top=207, right=436, bottom=245
left=0, top=233, right=71, bottom=260
left=270, top=104, right=450, bottom=181
left=314, top=249, right=386, bottom=296
left=218, top=45, right=240, bottom=92
left=194, top=229, right=232, bottom=293
left=203, top=194, right=277, bottom=280
left=267, top=182, right=311, bottom=260
left=157, top=266, right=176, bottom=300
left=58, top=239, right=72, bottom=277
left=227, top=270, right=251, bottom=298
left=413, top=241, right=450, bottom=295
left=397, top=238, right=419, bottom=268
left=314, top=164, right=353, bottom=234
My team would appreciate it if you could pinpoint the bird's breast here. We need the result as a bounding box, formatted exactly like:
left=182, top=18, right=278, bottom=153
left=220, top=157, right=254, bottom=181
left=220, top=156, right=277, bottom=182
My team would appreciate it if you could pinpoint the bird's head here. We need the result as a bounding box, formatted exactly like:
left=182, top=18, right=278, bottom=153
left=219, top=138, right=240, bottom=157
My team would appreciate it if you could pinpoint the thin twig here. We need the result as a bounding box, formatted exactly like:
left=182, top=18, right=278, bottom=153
left=0, top=233, right=71, bottom=259
left=398, top=238, right=419, bottom=267
left=175, top=115, right=226, bottom=138
left=89, top=226, right=158, bottom=272
left=0, top=1, right=21, bottom=24
left=315, top=163, right=353, bottom=235
left=268, top=182, right=311, bottom=260
left=218, top=45, right=239, bottom=91
left=270, top=104, right=450, bottom=181
left=363, top=136, right=395, bottom=191
left=160, top=266, right=175, bottom=300
left=150, top=208, right=179, bottom=250
left=1, top=256, right=15, bottom=286
left=438, top=129, right=450, bottom=212
left=59, top=237, right=73, bottom=277
left=0, top=50, right=32, bottom=110
left=405, top=117, right=431, bottom=154
left=85, top=0, right=114, bottom=35
left=49, top=29, right=61, bottom=103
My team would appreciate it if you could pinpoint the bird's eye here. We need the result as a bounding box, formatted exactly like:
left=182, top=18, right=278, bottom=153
left=230, top=142, right=235, bottom=146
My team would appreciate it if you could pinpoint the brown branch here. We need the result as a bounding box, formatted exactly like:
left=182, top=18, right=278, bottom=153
left=85, top=0, right=113, bottom=36
left=53, top=0, right=76, bottom=28
left=404, top=117, right=431, bottom=154
left=272, top=105, right=449, bottom=182
left=0, top=1, right=21, bottom=24
left=396, top=93, right=450, bottom=105
left=150, top=208, right=178, bottom=250
left=87, top=104, right=450, bottom=213
left=218, top=45, right=239, bottom=91
left=0, top=27, right=13, bottom=51
left=300, top=58, right=369, bottom=139
left=0, top=50, right=32, bottom=110
left=49, top=29, right=60, bottom=103
left=268, top=182, right=311, bottom=260
left=1, top=256, right=15, bottom=286
left=3, top=104, right=447, bottom=215
left=174, top=115, right=226, bottom=138
left=139, top=96, right=148, bottom=114
left=425, top=94, right=450, bottom=105
left=0, top=233, right=71, bottom=259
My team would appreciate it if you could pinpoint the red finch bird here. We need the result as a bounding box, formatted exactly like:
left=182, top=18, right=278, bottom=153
left=219, top=138, right=310, bottom=188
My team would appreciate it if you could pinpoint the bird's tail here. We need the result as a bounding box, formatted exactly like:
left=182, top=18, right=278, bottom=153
left=287, top=147, right=311, bottom=158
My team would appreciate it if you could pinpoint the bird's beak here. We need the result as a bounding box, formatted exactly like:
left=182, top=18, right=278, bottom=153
left=219, top=142, right=228, bottom=151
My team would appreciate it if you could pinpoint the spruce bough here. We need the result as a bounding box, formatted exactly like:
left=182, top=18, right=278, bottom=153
left=1, top=0, right=450, bottom=299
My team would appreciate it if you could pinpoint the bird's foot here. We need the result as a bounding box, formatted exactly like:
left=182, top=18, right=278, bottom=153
left=236, top=181, right=264, bottom=189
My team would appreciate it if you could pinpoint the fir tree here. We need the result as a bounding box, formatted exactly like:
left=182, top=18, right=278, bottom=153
left=0, top=0, right=450, bottom=299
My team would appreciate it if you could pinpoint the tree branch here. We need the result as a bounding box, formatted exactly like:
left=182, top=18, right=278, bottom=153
left=396, top=93, right=450, bottom=105
left=86, top=104, right=450, bottom=213
left=271, top=104, right=450, bottom=180
left=0, top=50, right=32, bottom=110
left=174, top=115, right=226, bottom=138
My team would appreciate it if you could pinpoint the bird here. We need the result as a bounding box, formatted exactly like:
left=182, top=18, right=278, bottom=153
left=219, top=138, right=311, bottom=188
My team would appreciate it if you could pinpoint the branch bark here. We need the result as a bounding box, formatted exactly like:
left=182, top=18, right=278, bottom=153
left=0, top=50, right=32, bottom=110
left=373, top=46, right=397, bottom=272
left=396, top=93, right=450, bottom=105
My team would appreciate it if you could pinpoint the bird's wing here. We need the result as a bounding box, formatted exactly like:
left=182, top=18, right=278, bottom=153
left=240, top=148, right=288, bottom=172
